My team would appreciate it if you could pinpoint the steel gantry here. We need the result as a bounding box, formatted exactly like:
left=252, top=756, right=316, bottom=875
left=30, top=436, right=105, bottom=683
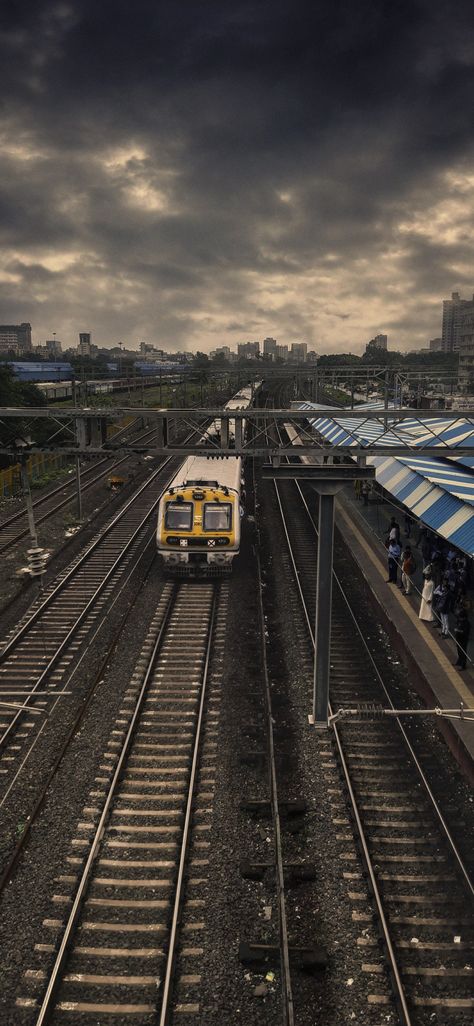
left=2, top=405, right=474, bottom=457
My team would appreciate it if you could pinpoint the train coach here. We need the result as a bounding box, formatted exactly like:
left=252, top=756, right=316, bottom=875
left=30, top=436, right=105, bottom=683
left=156, top=385, right=257, bottom=575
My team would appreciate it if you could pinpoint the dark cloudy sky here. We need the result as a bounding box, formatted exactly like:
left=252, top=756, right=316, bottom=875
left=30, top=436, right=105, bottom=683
left=1, top=1, right=473, bottom=354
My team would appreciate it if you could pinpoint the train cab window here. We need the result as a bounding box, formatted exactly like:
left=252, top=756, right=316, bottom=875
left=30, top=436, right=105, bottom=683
left=203, top=502, right=232, bottom=531
left=165, top=501, right=193, bottom=530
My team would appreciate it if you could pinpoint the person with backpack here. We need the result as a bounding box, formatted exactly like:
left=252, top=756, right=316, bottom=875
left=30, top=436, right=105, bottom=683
left=401, top=546, right=416, bottom=595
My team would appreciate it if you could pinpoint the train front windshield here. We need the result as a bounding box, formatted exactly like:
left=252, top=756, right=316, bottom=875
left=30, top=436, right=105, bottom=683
left=165, top=502, right=193, bottom=530
left=203, top=503, right=232, bottom=531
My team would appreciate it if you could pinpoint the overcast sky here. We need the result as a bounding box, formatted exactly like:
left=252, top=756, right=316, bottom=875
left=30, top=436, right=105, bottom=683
left=1, top=1, right=473, bottom=354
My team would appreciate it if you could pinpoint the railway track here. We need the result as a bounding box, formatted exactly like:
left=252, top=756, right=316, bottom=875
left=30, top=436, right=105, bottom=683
left=274, top=477, right=474, bottom=1023
left=16, top=580, right=227, bottom=1023
left=0, top=420, right=152, bottom=555
left=0, top=456, right=184, bottom=804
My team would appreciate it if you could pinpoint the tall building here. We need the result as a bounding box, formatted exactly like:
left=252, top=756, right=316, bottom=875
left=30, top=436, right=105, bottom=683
left=442, top=292, right=474, bottom=352
left=263, top=337, right=277, bottom=358
left=456, top=303, right=474, bottom=390
left=237, top=341, right=260, bottom=360
left=0, top=330, right=20, bottom=355
left=429, top=337, right=442, bottom=352
left=46, top=338, right=62, bottom=356
left=291, top=342, right=308, bottom=362
left=0, top=322, right=32, bottom=354
left=78, top=332, right=92, bottom=356
left=276, top=344, right=289, bottom=361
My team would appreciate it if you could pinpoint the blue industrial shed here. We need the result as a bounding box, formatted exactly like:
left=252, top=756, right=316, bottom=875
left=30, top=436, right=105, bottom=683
left=9, top=361, right=73, bottom=382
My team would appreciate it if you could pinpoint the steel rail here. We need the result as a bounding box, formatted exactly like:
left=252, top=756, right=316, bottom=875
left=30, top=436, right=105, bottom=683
left=295, top=481, right=474, bottom=900
left=0, top=425, right=157, bottom=554
left=0, top=457, right=178, bottom=752
left=272, top=478, right=413, bottom=1026
left=0, top=456, right=173, bottom=663
left=158, top=586, right=219, bottom=1025
left=0, top=458, right=108, bottom=529
left=0, top=532, right=158, bottom=875
left=32, top=585, right=179, bottom=1026
left=0, top=416, right=143, bottom=531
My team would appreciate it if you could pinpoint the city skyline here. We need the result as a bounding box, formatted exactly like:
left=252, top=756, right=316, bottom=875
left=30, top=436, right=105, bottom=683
left=0, top=2, right=473, bottom=354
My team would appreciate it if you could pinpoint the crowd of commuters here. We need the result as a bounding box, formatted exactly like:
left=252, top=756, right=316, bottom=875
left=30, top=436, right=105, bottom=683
left=384, top=514, right=471, bottom=670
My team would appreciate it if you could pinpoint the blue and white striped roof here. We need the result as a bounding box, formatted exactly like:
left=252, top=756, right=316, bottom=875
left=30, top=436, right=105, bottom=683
left=297, top=401, right=474, bottom=556
left=368, top=454, right=474, bottom=554
left=298, top=401, right=474, bottom=462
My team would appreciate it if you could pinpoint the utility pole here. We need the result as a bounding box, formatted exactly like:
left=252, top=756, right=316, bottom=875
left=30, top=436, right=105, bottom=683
left=20, top=458, right=38, bottom=548
left=76, top=457, right=83, bottom=520
left=20, top=455, right=47, bottom=580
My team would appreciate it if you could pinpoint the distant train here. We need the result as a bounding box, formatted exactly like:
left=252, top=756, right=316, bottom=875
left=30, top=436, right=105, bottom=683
left=156, top=385, right=258, bottom=575
left=35, top=376, right=185, bottom=402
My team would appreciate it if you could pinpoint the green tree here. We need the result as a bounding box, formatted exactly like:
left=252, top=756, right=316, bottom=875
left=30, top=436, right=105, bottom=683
left=0, top=365, right=46, bottom=407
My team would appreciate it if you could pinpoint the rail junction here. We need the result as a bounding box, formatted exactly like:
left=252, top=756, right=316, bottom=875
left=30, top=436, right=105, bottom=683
left=0, top=390, right=472, bottom=1025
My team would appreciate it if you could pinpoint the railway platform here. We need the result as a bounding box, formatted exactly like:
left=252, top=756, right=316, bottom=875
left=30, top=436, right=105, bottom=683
left=336, top=487, right=474, bottom=781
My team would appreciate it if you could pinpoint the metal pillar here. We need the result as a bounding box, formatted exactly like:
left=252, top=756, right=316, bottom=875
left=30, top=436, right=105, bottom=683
left=312, top=492, right=335, bottom=728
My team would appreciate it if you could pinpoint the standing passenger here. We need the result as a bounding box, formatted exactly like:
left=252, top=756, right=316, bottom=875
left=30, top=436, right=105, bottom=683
left=389, top=517, right=401, bottom=544
left=435, top=581, right=453, bottom=637
left=454, top=609, right=470, bottom=669
left=387, top=539, right=401, bottom=584
left=419, top=572, right=436, bottom=622
left=401, top=546, right=416, bottom=595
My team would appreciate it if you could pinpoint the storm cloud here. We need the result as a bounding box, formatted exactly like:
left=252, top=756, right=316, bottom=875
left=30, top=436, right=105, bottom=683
left=1, top=0, right=473, bottom=352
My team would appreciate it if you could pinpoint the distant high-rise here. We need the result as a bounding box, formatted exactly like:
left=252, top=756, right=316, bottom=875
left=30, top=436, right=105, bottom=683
left=276, top=344, right=289, bottom=361
left=429, top=337, right=442, bottom=352
left=456, top=302, right=474, bottom=390
left=0, top=322, right=32, bottom=354
left=442, top=292, right=474, bottom=352
left=46, top=338, right=62, bottom=356
left=78, top=332, right=91, bottom=356
left=291, top=342, right=307, bottom=362
left=237, top=341, right=260, bottom=359
left=263, top=337, right=277, bottom=358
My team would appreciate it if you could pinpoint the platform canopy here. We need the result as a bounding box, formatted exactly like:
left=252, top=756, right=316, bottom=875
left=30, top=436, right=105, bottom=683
left=298, top=401, right=474, bottom=556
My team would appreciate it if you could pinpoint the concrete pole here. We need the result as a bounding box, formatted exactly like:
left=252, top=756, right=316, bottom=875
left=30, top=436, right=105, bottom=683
left=313, top=492, right=335, bottom=728
left=76, top=456, right=83, bottom=521
left=20, top=460, right=38, bottom=548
